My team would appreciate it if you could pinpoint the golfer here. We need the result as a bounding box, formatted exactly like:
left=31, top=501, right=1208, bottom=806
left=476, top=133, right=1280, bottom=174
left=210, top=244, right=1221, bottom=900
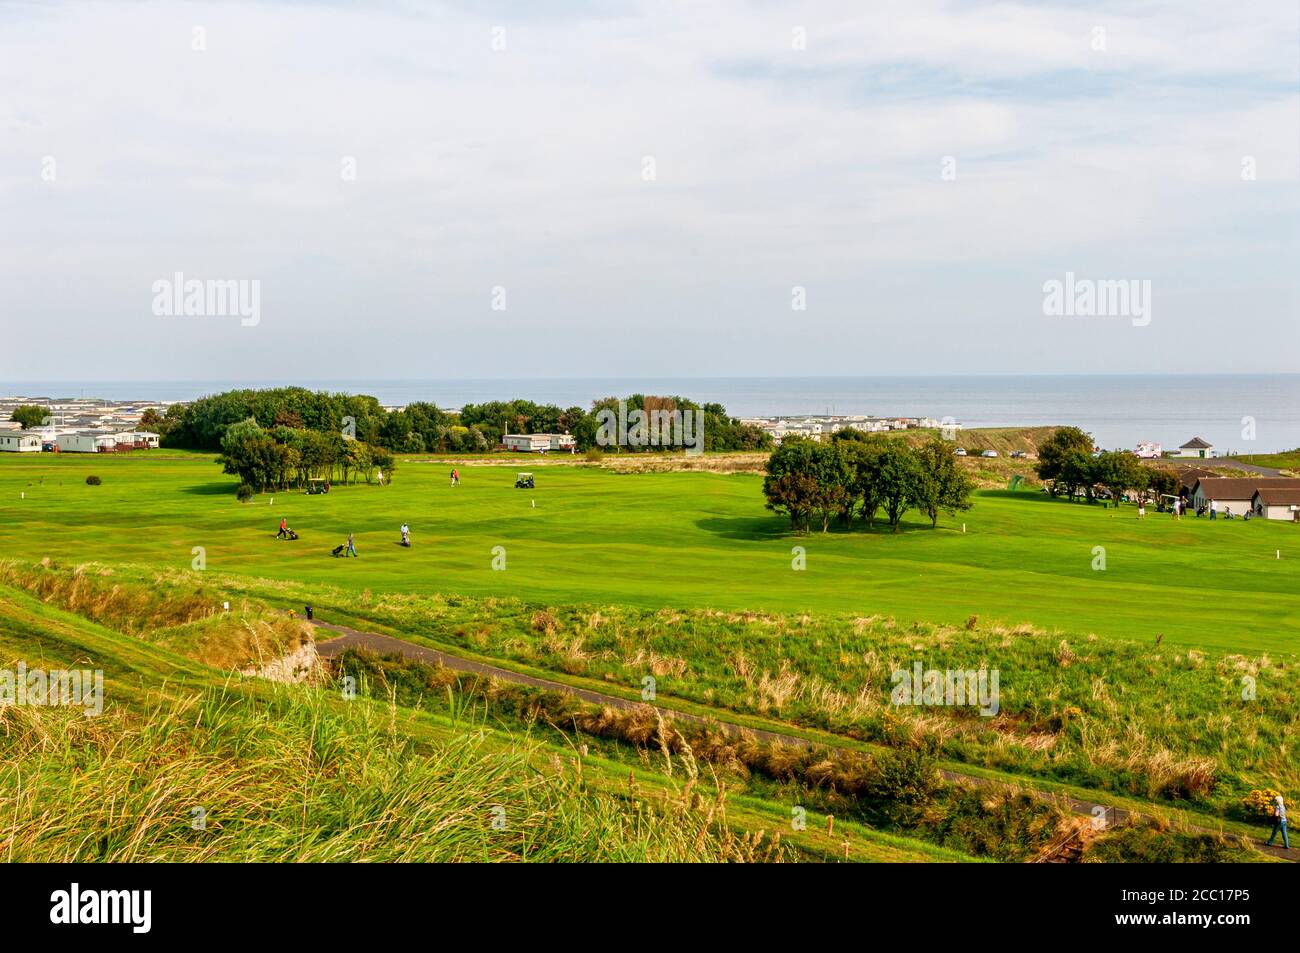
left=345, top=532, right=357, bottom=558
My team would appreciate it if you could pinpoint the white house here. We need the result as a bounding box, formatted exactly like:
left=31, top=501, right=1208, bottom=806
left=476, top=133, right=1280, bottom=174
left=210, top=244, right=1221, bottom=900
left=1174, top=436, right=1213, bottom=459
left=503, top=433, right=574, bottom=453
left=0, top=431, right=42, bottom=452
left=1252, top=487, right=1300, bottom=521
left=57, top=432, right=119, bottom=453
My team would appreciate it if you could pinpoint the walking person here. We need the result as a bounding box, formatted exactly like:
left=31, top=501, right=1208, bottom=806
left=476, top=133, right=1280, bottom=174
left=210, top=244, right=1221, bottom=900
left=277, top=517, right=288, bottom=539
left=1267, top=793, right=1290, bottom=849
left=345, top=532, right=357, bottom=558
left=1137, top=500, right=1146, bottom=519
left=1210, top=498, right=1218, bottom=521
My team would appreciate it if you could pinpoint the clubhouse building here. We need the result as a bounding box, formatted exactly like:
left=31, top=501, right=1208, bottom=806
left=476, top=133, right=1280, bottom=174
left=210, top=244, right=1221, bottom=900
left=1190, top=476, right=1300, bottom=519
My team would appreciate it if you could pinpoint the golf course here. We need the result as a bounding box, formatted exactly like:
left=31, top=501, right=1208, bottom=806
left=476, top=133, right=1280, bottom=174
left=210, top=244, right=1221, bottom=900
left=0, top=450, right=1296, bottom=653
left=1, top=448, right=1296, bottom=862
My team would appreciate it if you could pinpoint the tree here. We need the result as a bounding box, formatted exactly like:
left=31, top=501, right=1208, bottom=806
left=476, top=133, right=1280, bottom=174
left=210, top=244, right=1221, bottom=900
left=371, top=446, right=396, bottom=483
left=1146, top=466, right=1179, bottom=502
left=912, top=439, right=975, bottom=527
left=1057, top=451, right=1096, bottom=502
left=873, top=444, right=923, bottom=533
left=1036, top=426, right=1094, bottom=497
left=11, top=405, right=46, bottom=429
left=1093, top=451, right=1147, bottom=506
left=763, top=471, right=820, bottom=533
left=217, top=418, right=279, bottom=491
left=763, top=439, right=820, bottom=532
left=841, top=437, right=888, bottom=527
left=807, top=442, right=853, bottom=532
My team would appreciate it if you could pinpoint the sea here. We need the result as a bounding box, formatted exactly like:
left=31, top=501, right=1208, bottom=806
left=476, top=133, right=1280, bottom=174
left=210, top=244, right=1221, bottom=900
left=4, top=375, right=1298, bottom=455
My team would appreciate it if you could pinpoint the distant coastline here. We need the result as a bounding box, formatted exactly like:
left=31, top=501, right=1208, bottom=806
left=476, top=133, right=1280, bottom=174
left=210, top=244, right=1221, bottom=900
left=3, top=374, right=1298, bottom=454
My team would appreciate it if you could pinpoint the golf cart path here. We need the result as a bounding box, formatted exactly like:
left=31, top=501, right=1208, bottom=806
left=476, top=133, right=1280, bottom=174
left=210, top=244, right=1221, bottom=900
left=310, top=618, right=1298, bottom=862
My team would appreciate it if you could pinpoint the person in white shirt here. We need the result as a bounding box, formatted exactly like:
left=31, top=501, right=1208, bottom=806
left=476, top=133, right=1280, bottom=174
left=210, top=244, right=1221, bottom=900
left=1267, top=793, right=1289, bottom=849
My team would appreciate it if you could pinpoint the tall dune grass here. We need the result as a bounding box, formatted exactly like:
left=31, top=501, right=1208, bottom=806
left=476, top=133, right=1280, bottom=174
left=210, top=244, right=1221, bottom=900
left=0, top=683, right=784, bottom=862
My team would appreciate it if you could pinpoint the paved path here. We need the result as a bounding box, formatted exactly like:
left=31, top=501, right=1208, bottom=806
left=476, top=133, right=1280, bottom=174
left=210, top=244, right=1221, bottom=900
left=1198, top=460, right=1283, bottom=477
left=310, top=618, right=1298, bottom=862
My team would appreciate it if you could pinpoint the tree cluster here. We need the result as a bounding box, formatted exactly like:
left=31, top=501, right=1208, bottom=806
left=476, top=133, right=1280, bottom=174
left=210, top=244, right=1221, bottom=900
left=158, top=387, right=771, bottom=455
left=1035, top=427, right=1169, bottom=503
left=217, top=418, right=395, bottom=492
left=763, top=432, right=975, bottom=533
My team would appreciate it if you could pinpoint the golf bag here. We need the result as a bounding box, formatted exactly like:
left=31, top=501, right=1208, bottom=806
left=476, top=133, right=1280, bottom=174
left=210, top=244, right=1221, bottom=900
left=331, top=544, right=345, bottom=557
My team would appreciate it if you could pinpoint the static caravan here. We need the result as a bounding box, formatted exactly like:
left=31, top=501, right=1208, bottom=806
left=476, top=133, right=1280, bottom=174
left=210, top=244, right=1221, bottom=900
left=112, top=430, right=160, bottom=449
left=503, top=434, right=551, bottom=452
left=57, top=433, right=119, bottom=453
left=0, top=431, right=42, bottom=452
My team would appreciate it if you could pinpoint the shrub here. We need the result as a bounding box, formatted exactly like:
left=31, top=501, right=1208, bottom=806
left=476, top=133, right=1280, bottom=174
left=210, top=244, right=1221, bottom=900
left=236, top=484, right=254, bottom=503
left=1241, top=789, right=1282, bottom=819
left=585, top=447, right=604, bottom=462
left=85, top=475, right=101, bottom=486
left=865, top=747, right=939, bottom=805
left=1083, top=820, right=1254, bottom=863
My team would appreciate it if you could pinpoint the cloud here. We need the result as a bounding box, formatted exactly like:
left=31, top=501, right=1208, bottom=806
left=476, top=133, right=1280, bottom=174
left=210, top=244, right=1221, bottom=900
left=0, top=0, right=1296, bottom=380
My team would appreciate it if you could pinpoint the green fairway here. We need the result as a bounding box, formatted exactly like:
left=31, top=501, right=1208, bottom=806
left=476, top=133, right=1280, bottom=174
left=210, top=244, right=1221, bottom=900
left=0, top=452, right=1297, bottom=654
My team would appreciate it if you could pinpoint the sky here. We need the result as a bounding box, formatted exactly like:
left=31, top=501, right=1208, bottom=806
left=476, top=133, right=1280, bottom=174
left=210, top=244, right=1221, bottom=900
left=1, top=0, right=1297, bottom=381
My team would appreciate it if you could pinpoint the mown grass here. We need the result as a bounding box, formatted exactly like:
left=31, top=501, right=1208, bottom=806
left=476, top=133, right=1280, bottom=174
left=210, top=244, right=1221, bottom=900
left=0, top=450, right=1295, bottom=859
left=1, top=452, right=1298, bottom=652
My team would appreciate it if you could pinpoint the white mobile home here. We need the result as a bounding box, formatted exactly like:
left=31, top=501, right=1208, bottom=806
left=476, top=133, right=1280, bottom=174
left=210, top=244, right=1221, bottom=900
left=57, top=433, right=119, bottom=453
left=0, top=431, right=42, bottom=452
left=112, top=430, right=160, bottom=449
left=503, top=433, right=550, bottom=452
left=503, top=433, right=574, bottom=453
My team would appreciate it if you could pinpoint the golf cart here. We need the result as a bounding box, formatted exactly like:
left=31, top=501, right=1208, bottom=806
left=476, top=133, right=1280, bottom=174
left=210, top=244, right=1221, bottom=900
left=306, top=479, right=330, bottom=495
left=515, top=472, right=535, bottom=490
